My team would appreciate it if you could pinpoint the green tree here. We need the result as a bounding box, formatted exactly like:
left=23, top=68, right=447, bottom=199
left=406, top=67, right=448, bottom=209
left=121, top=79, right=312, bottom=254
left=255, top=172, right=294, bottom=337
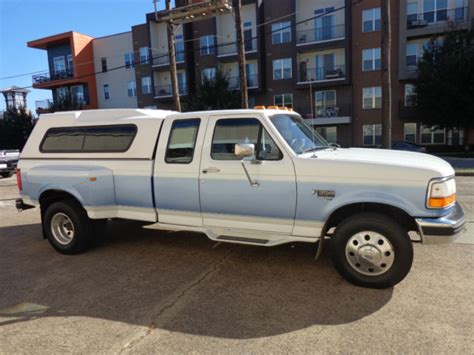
left=414, top=28, right=474, bottom=149
left=0, top=107, right=35, bottom=150
left=182, top=70, right=241, bottom=111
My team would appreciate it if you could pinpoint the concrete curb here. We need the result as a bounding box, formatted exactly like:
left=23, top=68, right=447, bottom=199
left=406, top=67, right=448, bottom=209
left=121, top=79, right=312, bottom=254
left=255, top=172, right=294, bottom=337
left=455, top=172, right=474, bottom=177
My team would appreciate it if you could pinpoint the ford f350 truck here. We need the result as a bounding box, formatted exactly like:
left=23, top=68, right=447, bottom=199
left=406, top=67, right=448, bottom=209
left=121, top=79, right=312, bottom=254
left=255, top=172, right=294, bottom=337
left=15, top=109, right=466, bottom=288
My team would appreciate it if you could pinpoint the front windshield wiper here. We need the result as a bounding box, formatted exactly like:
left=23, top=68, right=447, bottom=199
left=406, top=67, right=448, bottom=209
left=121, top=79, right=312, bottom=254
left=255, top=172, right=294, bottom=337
left=301, top=146, right=330, bottom=154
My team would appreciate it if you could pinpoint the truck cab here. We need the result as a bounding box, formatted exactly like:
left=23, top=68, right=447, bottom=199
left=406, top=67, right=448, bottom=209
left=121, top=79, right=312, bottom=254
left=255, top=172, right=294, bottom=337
left=16, top=108, right=466, bottom=288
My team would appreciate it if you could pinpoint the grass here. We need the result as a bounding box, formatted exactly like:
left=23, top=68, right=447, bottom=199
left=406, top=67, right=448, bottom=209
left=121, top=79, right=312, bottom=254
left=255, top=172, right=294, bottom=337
left=455, top=168, right=474, bottom=176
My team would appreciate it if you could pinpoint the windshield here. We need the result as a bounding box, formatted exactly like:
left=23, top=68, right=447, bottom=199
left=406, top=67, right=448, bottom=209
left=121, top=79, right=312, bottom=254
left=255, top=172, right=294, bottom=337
left=269, top=114, right=328, bottom=154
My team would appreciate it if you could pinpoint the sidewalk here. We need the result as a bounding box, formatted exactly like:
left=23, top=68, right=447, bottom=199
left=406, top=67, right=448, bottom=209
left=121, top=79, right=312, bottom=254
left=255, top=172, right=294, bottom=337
left=439, top=156, right=474, bottom=176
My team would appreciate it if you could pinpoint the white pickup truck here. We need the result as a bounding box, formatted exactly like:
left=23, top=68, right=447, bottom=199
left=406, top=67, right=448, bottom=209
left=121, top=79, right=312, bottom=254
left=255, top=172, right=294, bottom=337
left=16, top=108, right=466, bottom=288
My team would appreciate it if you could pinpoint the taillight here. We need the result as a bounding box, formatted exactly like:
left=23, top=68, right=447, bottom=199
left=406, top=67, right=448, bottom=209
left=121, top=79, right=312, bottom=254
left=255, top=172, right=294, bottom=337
left=16, top=169, right=22, bottom=191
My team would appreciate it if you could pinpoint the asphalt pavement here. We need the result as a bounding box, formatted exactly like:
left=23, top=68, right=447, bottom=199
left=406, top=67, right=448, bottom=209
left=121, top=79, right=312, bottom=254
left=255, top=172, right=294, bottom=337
left=0, top=175, right=473, bottom=353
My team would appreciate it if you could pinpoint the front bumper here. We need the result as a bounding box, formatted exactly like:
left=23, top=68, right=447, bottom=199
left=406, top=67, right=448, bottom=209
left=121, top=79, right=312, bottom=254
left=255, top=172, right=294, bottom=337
left=416, top=202, right=466, bottom=244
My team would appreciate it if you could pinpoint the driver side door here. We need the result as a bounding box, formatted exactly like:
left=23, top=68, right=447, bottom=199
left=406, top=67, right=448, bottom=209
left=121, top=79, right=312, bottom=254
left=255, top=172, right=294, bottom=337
left=199, top=115, right=297, bottom=234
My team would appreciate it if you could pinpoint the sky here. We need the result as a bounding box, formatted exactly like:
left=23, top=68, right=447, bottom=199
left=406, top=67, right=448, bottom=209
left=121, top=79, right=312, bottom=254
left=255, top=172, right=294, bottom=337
left=0, top=0, right=171, bottom=114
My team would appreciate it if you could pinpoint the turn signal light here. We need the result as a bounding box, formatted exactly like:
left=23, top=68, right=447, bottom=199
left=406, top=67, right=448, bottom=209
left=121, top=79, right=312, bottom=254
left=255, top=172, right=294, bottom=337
left=253, top=105, right=266, bottom=109
left=428, top=193, right=456, bottom=208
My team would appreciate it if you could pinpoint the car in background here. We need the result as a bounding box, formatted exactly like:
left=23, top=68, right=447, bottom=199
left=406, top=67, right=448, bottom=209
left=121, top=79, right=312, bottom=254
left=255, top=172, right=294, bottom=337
left=0, top=150, right=20, bottom=178
left=392, top=141, right=427, bottom=153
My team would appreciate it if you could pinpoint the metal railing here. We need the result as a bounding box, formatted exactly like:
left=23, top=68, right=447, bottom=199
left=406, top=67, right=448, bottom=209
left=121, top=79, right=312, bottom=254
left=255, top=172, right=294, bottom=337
left=152, top=50, right=186, bottom=66
left=35, top=99, right=53, bottom=110
left=217, top=38, right=257, bottom=57
left=154, top=83, right=188, bottom=97
left=296, top=24, right=345, bottom=45
left=407, top=7, right=469, bottom=28
left=227, top=74, right=259, bottom=90
left=299, top=65, right=345, bottom=82
left=314, top=103, right=351, bottom=118
left=32, top=70, right=73, bottom=84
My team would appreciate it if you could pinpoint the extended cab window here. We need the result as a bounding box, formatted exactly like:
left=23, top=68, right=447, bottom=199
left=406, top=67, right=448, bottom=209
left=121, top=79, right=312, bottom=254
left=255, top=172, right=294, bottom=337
left=211, top=118, right=282, bottom=161
left=40, top=125, right=137, bottom=153
left=165, top=119, right=200, bottom=164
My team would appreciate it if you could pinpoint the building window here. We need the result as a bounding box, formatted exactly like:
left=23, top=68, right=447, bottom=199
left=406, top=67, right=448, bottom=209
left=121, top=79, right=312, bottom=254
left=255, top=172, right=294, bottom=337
left=315, top=90, right=337, bottom=117
left=404, top=123, right=417, bottom=142
left=165, top=119, right=201, bottom=164
left=423, top=0, right=448, bottom=23
left=200, top=35, right=215, bottom=56
left=57, top=87, right=68, bottom=100
left=128, top=80, right=136, bottom=97
left=316, top=127, right=337, bottom=143
left=103, top=84, right=110, bottom=100
left=142, top=76, right=152, bottom=94
left=363, top=87, right=382, bottom=109
left=405, top=84, right=416, bottom=106
left=67, top=54, right=73, bottom=73
left=362, top=8, right=381, bottom=32
left=273, top=58, right=292, bottom=80
left=274, top=94, right=293, bottom=108
left=101, top=57, right=107, bottom=72
left=363, top=124, right=382, bottom=146
left=407, top=2, right=418, bottom=23
left=201, top=68, right=216, bottom=83
left=421, top=126, right=445, bottom=144
left=272, top=21, right=292, bottom=44
left=124, top=52, right=134, bottom=69
left=139, top=47, right=149, bottom=64
left=362, top=48, right=381, bottom=71
left=175, top=35, right=185, bottom=62
left=71, top=85, right=85, bottom=104
left=53, top=56, right=66, bottom=75
left=406, top=43, right=418, bottom=68
left=447, top=128, right=464, bottom=146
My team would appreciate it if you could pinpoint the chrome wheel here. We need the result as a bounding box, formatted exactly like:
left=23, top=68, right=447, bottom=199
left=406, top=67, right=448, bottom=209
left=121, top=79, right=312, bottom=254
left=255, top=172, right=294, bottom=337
left=345, top=231, right=395, bottom=276
left=50, top=212, right=75, bottom=245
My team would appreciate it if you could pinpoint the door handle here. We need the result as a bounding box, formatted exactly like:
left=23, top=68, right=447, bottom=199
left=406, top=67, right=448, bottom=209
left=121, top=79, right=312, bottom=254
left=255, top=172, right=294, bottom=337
left=202, top=167, right=220, bottom=174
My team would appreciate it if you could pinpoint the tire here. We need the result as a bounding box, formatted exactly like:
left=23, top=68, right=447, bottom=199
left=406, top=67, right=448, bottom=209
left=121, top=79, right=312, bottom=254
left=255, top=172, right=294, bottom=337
left=1, top=171, right=13, bottom=178
left=43, top=200, right=93, bottom=255
left=330, top=213, right=413, bottom=289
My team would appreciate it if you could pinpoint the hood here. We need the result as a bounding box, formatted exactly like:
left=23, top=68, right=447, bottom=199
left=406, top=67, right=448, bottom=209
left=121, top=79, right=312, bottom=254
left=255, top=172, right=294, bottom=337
left=300, top=148, right=454, bottom=178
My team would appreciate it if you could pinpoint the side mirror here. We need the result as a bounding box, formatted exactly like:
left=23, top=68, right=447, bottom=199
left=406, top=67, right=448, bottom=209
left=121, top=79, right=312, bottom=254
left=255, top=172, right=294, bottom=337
left=234, top=143, right=255, bottom=158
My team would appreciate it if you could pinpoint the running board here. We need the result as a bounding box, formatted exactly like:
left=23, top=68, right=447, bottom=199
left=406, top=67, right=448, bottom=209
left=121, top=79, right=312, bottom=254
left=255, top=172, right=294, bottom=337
left=216, top=235, right=269, bottom=244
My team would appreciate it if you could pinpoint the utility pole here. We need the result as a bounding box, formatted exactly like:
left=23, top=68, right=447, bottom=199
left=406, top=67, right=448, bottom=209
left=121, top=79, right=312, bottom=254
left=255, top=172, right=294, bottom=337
left=165, top=0, right=181, bottom=112
left=233, top=0, right=248, bottom=108
left=381, top=0, right=392, bottom=149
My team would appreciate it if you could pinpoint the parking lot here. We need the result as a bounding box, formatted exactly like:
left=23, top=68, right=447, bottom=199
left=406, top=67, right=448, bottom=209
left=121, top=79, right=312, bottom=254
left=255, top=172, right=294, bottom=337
left=0, top=175, right=473, bottom=353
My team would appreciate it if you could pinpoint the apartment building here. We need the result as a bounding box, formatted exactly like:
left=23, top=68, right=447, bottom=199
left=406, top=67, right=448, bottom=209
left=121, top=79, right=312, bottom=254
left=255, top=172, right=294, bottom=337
left=93, top=32, right=138, bottom=109
left=28, top=32, right=98, bottom=110
left=27, top=0, right=473, bottom=146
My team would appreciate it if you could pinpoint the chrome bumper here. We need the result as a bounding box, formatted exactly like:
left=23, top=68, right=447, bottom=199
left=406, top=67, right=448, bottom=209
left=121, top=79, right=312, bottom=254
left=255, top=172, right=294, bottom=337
left=416, top=202, right=466, bottom=244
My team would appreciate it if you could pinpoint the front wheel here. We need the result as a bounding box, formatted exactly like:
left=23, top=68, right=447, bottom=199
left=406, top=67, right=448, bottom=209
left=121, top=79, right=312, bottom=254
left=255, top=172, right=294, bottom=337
left=330, top=213, right=413, bottom=289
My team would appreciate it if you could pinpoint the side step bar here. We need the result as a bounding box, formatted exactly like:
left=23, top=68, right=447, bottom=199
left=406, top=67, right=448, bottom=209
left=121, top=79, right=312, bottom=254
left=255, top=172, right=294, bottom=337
left=216, top=235, right=269, bottom=244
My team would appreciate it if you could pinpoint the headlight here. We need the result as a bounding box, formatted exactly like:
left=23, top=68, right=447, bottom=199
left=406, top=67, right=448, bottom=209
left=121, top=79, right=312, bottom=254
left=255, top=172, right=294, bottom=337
left=427, top=177, right=456, bottom=209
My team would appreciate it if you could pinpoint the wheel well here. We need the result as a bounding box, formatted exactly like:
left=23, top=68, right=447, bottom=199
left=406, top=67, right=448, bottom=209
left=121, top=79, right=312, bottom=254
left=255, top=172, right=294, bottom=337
left=39, top=190, right=81, bottom=212
left=322, top=203, right=418, bottom=236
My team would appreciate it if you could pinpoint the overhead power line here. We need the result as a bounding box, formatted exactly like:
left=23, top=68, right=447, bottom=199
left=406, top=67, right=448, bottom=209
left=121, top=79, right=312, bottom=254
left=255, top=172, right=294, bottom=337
left=10, top=5, right=346, bottom=92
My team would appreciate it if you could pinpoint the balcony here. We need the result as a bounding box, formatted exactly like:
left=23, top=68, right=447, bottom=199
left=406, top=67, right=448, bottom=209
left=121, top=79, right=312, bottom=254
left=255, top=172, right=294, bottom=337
left=407, top=7, right=469, bottom=29
left=154, top=83, right=187, bottom=98
left=296, top=24, right=345, bottom=46
left=227, top=74, right=259, bottom=90
left=298, top=65, right=345, bottom=84
left=32, top=70, right=73, bottom=85
left=303, top=103, right=352, bottom=125
left=152, top=51, right=185, bottom=67
left=218, top=38, right=257, bottom=58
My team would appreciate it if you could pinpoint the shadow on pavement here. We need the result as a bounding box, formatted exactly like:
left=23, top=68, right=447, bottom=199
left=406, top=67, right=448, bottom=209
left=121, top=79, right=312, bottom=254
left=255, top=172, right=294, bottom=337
left=0, top=220, right=393, bottom=339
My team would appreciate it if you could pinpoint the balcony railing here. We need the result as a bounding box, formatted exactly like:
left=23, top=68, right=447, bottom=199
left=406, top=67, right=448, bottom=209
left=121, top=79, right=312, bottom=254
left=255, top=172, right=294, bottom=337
left=227, top=74, right=259, bottom=90
left=299, top=65, right=345, bottom=83
left=154, top=83, right=188, bottom=98
left=32, top=70, right=73, bottom=85
left=407, top=7, right=469, bottom=29
left=152, top=51, right=186, bottom=66
left=314, top=103, right=351, bottom=118
left=218, top=38, right=257, bottom=57
left=35, top=99, right=53, bottom=110
left=296, top=24, right=345, bottom=45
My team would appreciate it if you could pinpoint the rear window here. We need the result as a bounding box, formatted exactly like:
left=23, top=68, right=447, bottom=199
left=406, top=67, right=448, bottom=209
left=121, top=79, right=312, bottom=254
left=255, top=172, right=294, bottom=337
left=40, top=125, right=137, bottom=153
